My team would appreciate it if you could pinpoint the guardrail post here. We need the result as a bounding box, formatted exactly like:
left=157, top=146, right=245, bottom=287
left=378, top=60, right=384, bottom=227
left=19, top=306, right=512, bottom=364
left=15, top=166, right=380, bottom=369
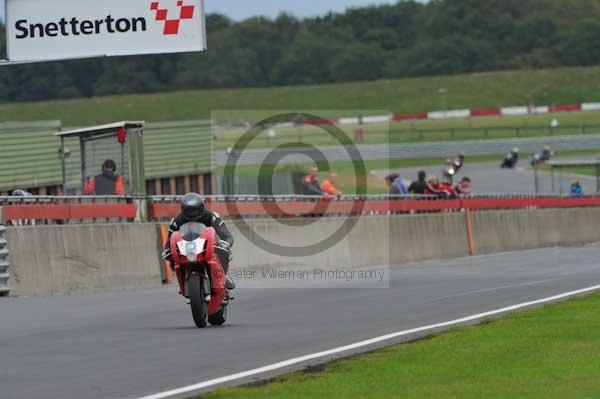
left=0, top=225, right=9, bottom=297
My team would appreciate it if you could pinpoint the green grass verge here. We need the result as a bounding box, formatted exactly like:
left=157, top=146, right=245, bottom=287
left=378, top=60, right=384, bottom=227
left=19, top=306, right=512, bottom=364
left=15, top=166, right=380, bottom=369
left=4, top=66, right=600, bottom=126
left=204, top=291, right=600, bottom=399
left=215, top=111, right=600, bottom=151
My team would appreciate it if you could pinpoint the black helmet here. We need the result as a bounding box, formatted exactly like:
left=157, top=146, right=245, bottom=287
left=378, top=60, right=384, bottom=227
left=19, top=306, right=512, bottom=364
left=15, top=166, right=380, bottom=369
left=181, top=193, right=205, bottom=219
left=102, top=159, right=117, bottom=172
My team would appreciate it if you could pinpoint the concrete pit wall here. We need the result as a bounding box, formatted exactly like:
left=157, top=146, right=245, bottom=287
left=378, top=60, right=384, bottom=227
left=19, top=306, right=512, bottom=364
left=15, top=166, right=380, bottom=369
left=6, top=224, right=163, bottom=297
left=5, top=208, right=600, bottom=296
left=470, top=208, right=600, bottom=254
left=225, top=213, right=470, bottom=271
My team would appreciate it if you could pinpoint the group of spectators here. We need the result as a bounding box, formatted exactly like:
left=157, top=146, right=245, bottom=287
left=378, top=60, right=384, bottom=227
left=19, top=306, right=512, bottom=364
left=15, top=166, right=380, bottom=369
left=301, top=166, right=342, bottom=198
left=302, top=165, right=472, bottom=199
left=385, top=170, right=472, bottom=199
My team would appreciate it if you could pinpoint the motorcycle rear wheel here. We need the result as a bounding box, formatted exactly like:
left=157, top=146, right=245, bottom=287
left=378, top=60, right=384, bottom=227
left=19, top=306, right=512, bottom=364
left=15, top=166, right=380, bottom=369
left=188, top=273, right=208, bottom=328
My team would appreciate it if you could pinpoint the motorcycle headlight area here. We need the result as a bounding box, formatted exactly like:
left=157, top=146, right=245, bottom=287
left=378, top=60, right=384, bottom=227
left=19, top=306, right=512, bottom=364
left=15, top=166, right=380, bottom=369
left=177, top=238, right=207, bottom=262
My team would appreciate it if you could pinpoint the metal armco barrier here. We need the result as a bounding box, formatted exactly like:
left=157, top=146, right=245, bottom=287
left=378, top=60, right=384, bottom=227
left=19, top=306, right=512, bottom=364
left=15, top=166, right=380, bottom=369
left=0, top=225, right=9, bottom=296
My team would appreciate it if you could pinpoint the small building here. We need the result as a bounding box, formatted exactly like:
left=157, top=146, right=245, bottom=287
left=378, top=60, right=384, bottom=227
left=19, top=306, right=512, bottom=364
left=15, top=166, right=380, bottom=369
left=0, top=120, right=214, bottom=196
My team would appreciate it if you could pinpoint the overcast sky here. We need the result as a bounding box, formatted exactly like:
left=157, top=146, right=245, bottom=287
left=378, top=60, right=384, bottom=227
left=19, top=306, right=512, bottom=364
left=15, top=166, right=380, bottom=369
left=1, top=0, right=403, bottom=21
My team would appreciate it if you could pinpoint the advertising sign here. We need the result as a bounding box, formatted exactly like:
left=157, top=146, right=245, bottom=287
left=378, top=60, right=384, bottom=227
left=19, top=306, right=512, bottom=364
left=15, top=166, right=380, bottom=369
left=6, top=0, right=206, bottom=62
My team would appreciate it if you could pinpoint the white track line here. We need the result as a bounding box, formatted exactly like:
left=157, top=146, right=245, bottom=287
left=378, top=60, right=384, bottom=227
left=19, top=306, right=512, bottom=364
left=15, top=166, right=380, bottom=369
left=137, top=284, right=600, bottom=399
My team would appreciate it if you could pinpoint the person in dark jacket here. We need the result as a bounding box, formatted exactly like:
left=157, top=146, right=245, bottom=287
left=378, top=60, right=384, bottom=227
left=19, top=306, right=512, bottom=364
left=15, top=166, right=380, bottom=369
left=83, top=159, right=125, bottom=195
left=302, top=166, right=325, bottom=196
left=163, top=193, right=235, bottom=294
left=408, top=170, right=428, bottom=195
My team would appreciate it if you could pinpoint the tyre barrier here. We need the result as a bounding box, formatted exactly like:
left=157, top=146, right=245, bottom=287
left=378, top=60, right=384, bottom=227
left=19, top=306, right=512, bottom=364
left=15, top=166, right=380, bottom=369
left=0, top=225, right=9, bottom=296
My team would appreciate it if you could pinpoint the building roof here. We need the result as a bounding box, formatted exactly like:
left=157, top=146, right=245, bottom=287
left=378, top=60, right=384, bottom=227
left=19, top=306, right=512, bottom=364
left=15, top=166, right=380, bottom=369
left=55, top=121, right=145, bottom=138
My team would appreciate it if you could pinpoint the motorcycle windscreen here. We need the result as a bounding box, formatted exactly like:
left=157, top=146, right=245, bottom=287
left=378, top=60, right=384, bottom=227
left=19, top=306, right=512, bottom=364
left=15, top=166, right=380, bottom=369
left=179, top=222, right=207, bottom=241
left=178, top=223, right=208, bottom=261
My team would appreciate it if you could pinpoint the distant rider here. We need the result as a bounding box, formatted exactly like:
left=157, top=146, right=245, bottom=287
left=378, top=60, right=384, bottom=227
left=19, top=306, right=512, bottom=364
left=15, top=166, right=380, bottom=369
left=501, top=148, right=520, bottom=169
left=163, top=193, right=236, bottom=293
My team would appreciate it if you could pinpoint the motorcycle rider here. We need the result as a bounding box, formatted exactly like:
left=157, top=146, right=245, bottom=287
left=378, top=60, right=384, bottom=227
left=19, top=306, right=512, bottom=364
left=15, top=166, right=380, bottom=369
left=501, top=148, right=520, bottom=169
left=531, top=146, right=554, bottom=166
left=163, top=193, right=236, bottom=293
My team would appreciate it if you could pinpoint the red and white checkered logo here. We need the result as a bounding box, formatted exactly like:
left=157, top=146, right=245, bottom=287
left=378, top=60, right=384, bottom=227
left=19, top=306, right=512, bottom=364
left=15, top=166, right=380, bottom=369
left=150, top=0, right=195, bottom=35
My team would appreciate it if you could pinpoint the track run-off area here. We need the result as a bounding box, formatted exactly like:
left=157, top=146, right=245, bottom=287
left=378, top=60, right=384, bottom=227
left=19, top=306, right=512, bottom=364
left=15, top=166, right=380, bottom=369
left=2, top=246, right=600, bottom=399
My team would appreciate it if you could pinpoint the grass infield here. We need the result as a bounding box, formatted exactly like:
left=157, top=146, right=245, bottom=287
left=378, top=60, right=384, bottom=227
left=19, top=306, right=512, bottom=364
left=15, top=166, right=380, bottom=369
left=204, top=291, right=600, bottom=399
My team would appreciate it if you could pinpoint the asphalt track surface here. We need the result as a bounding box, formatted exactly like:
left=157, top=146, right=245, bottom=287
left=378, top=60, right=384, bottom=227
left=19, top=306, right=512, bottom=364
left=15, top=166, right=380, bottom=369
left=2, top=246, right=600, bottom=399
left=381, top=160, right=598, bottom=194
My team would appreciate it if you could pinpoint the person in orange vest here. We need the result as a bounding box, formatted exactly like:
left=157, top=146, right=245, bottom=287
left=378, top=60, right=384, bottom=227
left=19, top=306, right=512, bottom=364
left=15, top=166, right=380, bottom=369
left=84, top=159, right=125, bottom=195
left=321, top=172, right=342, bottom=198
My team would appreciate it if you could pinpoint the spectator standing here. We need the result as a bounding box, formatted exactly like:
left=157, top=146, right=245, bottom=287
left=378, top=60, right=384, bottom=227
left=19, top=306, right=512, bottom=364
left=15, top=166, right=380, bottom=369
left=354, top=127, right=365, bottom=143
left=321, top=173, right=342, bottom=197
left=408, top=171, right=428, bottom=195
left=385, top=174, right=409, bottom=196
left=454, top=177, right=472, bottom=197
left=570, top=179, right=583, bottom=197
left=438, top=180, right=456, bottom=198
left=84, top=159, right=125, bottom=195
left=302, top=166, right=325, bottom=196
left=425, top=176, right=448, bottom=198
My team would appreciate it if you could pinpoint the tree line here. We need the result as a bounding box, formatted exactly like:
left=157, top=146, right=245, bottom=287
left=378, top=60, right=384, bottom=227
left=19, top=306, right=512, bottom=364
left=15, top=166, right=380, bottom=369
left=1, top=0, right=600, bottom=102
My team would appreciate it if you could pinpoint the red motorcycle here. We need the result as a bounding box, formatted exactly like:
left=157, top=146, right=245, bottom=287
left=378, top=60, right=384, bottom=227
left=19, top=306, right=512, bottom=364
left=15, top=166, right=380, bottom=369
left=168, top=222, right=228, bottom=328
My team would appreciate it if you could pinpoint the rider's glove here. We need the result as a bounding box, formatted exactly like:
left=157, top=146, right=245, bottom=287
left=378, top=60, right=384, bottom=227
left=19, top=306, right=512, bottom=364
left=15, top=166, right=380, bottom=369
left=161, top=248, right=173, bottom=262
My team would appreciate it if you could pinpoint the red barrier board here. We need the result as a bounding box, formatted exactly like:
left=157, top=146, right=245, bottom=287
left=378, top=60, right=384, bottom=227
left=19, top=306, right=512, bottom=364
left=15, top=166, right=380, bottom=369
left=2, top=203, right=137, bottom=222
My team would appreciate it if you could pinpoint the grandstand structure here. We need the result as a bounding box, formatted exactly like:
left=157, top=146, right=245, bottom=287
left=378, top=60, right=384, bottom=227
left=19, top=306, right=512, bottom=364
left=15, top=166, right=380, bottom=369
left=0, top=120, right=215, bottom=196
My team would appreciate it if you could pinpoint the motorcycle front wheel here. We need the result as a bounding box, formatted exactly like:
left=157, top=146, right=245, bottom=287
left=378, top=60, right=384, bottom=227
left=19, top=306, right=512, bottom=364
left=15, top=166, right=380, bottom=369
left=208, top=306, right=227, bottom=326
left=188, top=273, right=208, bottom=328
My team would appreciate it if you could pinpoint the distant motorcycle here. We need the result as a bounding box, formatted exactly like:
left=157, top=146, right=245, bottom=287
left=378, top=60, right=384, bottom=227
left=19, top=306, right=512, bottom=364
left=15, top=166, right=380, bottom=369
left=443, top=153, right=465, bottom=183
left=530, top=147, right=553, bottom=167
left=166, top=222, right=229, bottom=328
left=501, top=148, right=520, bottom=169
